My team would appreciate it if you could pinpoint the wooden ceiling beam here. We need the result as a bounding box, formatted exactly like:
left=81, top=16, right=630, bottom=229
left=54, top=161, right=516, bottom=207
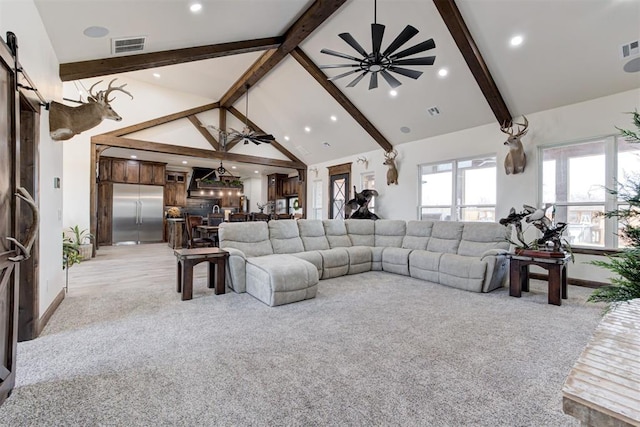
left=227, top=106, right=306, bottom=166
left=290, top=48, right=394, bottom=153
left=433, top=0, right=512, bottom=125
left=59, top=37, right=284, bottom=81
left=220, top=0, right=348, bottom=108
left=92, top=134, right=306, bottom=170
left=187, top=115, right=220, bottom=151
left=104, top=102, right=219, bottom=137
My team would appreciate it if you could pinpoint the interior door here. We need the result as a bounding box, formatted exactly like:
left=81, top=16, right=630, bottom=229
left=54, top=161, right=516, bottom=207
left=330, top=173, right=349, bottom=219
left=0, top=38, right=19, bottom=405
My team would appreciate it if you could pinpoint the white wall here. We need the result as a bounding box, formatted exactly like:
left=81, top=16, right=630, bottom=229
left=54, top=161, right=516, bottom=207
left=0, top=0, right=64, bottom=315
left=306, top=89, right=640, bottom=283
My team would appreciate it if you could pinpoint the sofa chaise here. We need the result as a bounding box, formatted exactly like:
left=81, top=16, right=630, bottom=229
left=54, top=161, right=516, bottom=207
left=218, top=219, right=511, bottom=306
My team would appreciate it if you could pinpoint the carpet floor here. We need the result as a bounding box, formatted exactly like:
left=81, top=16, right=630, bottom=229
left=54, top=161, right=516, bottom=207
left=0, top=244, right=605, bottom=426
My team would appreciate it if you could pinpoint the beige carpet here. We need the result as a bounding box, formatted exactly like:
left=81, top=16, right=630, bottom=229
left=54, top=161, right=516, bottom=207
left=0, top=244, right=605, bottom=426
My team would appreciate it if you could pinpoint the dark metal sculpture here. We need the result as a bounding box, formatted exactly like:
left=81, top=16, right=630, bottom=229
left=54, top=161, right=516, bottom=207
left=499, top=204, right=569, bottom=252
left=347, top=186, right=379, bottom=220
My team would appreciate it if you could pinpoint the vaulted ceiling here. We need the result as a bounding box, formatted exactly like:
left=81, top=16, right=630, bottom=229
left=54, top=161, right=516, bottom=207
left=34, top=0, right=640, bottom=171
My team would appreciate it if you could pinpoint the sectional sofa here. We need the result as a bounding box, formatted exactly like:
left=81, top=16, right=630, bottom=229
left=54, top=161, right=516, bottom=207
left=218, top=219, right=512, bottom=307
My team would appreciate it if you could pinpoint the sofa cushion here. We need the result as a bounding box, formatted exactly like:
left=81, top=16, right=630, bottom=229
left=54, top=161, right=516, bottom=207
left=409, top=250, right=442, bottom=283
left=426, top=222, right=464, bottom=254
left=458, top=222, right=510, bottom=257
left=345, top=246, right=372, bottom=275
left=382, top=247, right=411, bottom=276
left=246, top=255, right=318, bottom=306
left=291, top=251, right=323, bottom=278
left=318, top=248, right=350, bottom=278
left=402, top=221, right=434, bottom=250
left=323, top=219, right=352, bottom=248
left=371, top=247, right=384, bottom=271
left=297, top=219, right=330, bottom=251
left=219, top=222, right=273, bottom=257
left=269, top=219, right=304, bottom=254
left=375, top=220, right=406, bottom=248
left=345, top=219, right=375, bottom=246
left=438, top=253, right=487, bottom=292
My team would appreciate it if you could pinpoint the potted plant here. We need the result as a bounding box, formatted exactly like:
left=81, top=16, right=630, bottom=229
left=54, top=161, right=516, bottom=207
left=67, top=225, right=94, bottom=261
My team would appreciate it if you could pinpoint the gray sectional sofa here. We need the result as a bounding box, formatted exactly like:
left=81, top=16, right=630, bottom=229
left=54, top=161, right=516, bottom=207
left=218, top=219, right=511, bottom=306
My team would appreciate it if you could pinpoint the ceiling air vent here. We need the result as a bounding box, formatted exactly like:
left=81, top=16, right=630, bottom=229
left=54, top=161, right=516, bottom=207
left=111, top=36, right=146, bottom=54
left=427, top=106, right=441, bottom=117
left=620, top=40, right=639, bottom=59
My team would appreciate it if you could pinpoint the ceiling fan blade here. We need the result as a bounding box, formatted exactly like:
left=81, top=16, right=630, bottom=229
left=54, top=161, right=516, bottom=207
left=328, top=69, right=362, bottom=81
left=253, top=135, right=275, bottom=142
left=382, top=25, right=419, bottom=57
left=346, top=71, right=368, bottom=87
left=371, top=23, right=385, bottom=56
left=389, top=66, right=423, bottom=80
left=320, top=48, right=362, bottom=62
left=338, top=32, right=369, bottom=57
left=393, top=56, right=436, bottom=66
left=380, top=70, right=402, bottom=89
left=390, top=38, right=436, bottom=60
left=320, top=64, right=360, bottom=69
left=369, top=72, right=378, bottom=90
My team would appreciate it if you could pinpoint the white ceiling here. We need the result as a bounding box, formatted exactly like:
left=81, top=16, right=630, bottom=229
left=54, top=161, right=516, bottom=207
left=34, top=0, right=640, bottom=169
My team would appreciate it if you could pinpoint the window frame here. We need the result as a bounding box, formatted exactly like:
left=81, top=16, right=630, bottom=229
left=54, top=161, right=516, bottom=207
left=360, top=171, right=376, bottom=213
left=312, top=179, right=323, bottom=220
left=417, top=154, right=497, bottom=222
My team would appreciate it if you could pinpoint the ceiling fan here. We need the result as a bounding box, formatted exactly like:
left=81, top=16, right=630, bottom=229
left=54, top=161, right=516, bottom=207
left=204, top=84, right=275, bottom=146
left=320, top=0, right=436, bottom=90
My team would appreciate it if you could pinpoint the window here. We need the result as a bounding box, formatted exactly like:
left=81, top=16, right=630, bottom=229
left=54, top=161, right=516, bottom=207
left=361, top=172, right=375, bottom=213
left=540, top=136, right=640, bottom=248
left=312, top=180, right=323, bottom=220
left=419, top=156, right=496, bottom=222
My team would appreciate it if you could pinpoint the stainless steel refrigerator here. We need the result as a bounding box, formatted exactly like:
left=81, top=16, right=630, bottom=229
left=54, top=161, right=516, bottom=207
left=112, top=183, right=164, bottom=244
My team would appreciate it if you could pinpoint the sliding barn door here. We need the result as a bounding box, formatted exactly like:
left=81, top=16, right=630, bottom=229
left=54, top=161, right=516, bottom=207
left=0, top=38, right=20, bottom=405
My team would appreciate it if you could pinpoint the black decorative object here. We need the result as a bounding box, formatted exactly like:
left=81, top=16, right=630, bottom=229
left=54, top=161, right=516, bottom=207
left=320, top=0, right=436, bottom=90
left=499, top=204, right=571, bottom=256
left=347, top=186, right=379, bottom=220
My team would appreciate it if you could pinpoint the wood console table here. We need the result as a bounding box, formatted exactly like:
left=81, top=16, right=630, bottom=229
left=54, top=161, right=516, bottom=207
left=563, top=298, right=640, bottom=426
left=507, top=253, right=571, bottom=306
left=174, top=247, right=229, bottom=301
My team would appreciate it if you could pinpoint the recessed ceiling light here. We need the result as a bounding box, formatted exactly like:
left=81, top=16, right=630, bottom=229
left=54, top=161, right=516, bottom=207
left=83, top=26, right=109, bottom=38
left=438, top=68, right=448, bottom=77
left=400, top=126, right=411, bottom=134
left=190, top=3, right=202, bottom=12
left=304, top=126, right=311, bottom=133
left=231, top=166, right=237, bottom=169
left=330, top=115, right=337, bottom=122
left=510, top=35, right=524, bottom=47
left=322, top=142, right=331, bottom=147
left=130, top=155, right=137, bottom=159
left=284, top=135, right=290, bottom=141
left=153, top=73, right=161, bottom=78
left=182, top=160, right=188, bottom=164
left=389, top=90, right=398, bottom=97
left=254, top=170, right=259, bottom=174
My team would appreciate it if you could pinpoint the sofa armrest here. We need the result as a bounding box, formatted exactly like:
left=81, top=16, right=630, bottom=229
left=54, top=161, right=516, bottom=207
left=480, top=249, right=509, bottom=260
left=222, top=247, right=248, bottom=293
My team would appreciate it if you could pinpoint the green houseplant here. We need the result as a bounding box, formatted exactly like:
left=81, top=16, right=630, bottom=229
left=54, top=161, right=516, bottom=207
left=587, top=110, right=640, bottom=309
left=67, top=225, right=94, bottom=261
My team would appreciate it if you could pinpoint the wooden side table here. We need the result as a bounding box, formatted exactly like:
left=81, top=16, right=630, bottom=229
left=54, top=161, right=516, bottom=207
left=174, top=247, right=229, bottom=301
left=507, top=253, right=571, bottom=306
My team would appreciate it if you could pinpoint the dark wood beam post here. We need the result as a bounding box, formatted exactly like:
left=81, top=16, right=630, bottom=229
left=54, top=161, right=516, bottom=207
left=433, top=0, right=512, bottom=125
left=219, top=108, right=227, bottom=151
left=297, top=168, right=307, bottom=219
left=220, top=0, right=349, bottom=108
left=290, top=47, right=394, bottom=152
left=59, top=37, right=284, bottom=81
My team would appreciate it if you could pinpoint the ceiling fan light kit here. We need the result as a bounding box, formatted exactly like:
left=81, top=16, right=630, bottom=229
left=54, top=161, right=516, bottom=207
left=320, top=0, right=436, bottom=90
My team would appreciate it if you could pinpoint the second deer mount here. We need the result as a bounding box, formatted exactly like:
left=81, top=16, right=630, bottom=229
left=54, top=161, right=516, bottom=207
left=196, top=178, right=243, bottom=190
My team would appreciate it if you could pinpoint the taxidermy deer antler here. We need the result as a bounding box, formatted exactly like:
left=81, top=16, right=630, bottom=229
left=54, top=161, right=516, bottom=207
left=49, top=78, right=133, bottom=141
left=384, top=149, right=398, bottom=185
left=6, top=187, right=39, bottom=262
left=500, top=115, right=528, bottom=175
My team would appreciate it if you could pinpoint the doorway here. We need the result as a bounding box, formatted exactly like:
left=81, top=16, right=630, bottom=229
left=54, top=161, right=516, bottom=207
left=327, top=162, right=351, bottom=219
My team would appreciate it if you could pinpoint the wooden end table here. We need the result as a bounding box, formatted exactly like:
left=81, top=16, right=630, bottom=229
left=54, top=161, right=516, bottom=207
left=507, top=252, right=571, bottom=306
left=174, top=247, right=229, bottom=301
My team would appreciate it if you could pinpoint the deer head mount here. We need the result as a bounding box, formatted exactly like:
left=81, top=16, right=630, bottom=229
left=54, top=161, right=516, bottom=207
left=356, top=156, right=369, bottom=169
left=500, top=115, right=528, bottom=175
left=6, top=187, right=39, bottom=262
left=383, top=149, right=398, bottom=185
left=49, top=79, right=133, bottom=141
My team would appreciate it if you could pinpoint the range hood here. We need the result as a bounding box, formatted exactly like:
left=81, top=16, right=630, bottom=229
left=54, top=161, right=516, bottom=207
left=187, top=167, right=218, bottom=199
